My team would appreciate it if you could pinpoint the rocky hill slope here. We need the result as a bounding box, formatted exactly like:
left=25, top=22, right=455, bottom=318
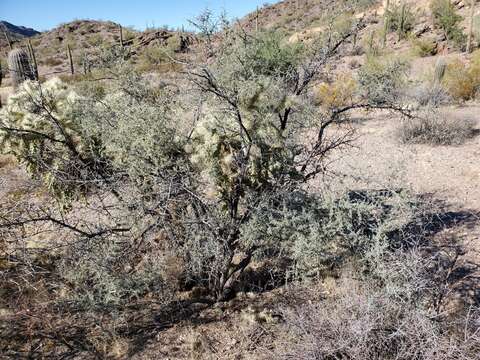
left=0, top=19, right=195, bottom=83
left=0, top=20, right=40, bottom=49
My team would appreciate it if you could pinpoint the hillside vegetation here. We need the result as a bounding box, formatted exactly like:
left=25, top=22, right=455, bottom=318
left=1, top=1, right=480, bottom=359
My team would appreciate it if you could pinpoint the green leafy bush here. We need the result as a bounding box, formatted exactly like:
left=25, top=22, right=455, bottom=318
left=430, top=0, right=465, bottom=48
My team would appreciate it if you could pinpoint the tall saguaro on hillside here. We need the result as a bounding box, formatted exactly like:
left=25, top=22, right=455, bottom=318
left=466, top=0, right=475, bottom=53
left=383, top=0, right=391, bottom=47
left=67, top=44, right=74, bottom=75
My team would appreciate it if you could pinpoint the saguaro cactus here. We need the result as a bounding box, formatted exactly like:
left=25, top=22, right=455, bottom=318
left=2, top=28, right=12, bottom=50
left=398, top=2, right=407, bottom=40
left=119, top=24, right=124, bottom=48
left=466, top=0, right=475, bottom=53
left=27, top=40, right=39, bottom=80
left=67, top=44, right=74, bottom=75
left=7, top=48, right=35, bottom=89
left=434, top=57, right=446, bottom=84
left=383, top=0, right=391, bottom=47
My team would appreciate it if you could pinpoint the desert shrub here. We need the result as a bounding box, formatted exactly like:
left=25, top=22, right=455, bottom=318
left=74, top=79, right=107, bottom=100
left=123, top=26, right=137, bottom=42
left=410, top=37, right=437, bottom=57
left=1, top=14, right=410, bottom=308
left=398, top=109, right=476, bottom=145
left=289, top=189, right=419, bottom=278
left=430, top=0, right=465, bottom=48
left=87, top=33, right=104, bottom=47
left=315, top=74, right=357, bottom=109
left=239, top=188, right=420, bottom=281
left=42, top=56, right=64, bottom=67
left=279, top=280, right=480, bottom=360
left=443, top=58, right=480, bottom=100
left=358, top=55, right=410, bottom=105
left=59, top=235, right=173, bottom=309
left=240, top=30, right=304, bottom=77
left=135, top=44, right=176, bottom=72
left=280, top=210, right=480, bottom=360
left=409, top=83, right=451, bottom=107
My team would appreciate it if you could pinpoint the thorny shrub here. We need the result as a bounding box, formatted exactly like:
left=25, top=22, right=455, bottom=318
left=443, top=55, right=480, bottom=101
left=397, top=108, right=476, bottom=145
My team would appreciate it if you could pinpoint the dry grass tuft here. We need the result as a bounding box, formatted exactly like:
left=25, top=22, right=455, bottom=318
left=398, top=110, right=477, bottom=146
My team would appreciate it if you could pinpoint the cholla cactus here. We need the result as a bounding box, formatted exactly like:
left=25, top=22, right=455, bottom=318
left=189, top=96, right=297, bottom=201
left=434, top=57, right=446, bottom=84
left=0, top=78, right=90, bottom=201
left=7, top=48, right=36, bottom=89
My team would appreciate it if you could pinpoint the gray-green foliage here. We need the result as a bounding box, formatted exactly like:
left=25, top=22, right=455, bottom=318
left=189, top=30, right=307, bottom=204
left=397, top=109, right=476, bottom=145
left=240, top=187, right=420, bottom=280
left=358, top=56, right=410, bottom=105
left=0, top=17, right=413, bottom=303
left=76, top=72, right=186, bottom=184
left=60, top=236, right=172, bottom=308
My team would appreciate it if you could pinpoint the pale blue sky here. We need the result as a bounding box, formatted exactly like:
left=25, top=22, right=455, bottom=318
left=0, top=0, right=268, bottom=31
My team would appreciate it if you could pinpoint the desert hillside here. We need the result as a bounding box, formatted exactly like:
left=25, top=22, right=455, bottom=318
left=1, top=0, right=480, bottom=359
left=0, top=20, right=40, bottom=48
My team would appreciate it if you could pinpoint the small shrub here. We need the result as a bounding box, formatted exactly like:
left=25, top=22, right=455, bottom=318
left=443, top=58, right=480, bottom=101
left=410, top=37, right=437, bottom=57
left=315, top=74, right=357, bottom=109
left=87, top=33, right=104, bottom=47
left=279, top=281, right=480, bottom=360
left=42, top=56, right=64, bottom=67
left=362, top=28, right=383, bottom=56
left=59, top=236, right=173, bottom=309
left=135, top=44, right=175, bottom=72
left=409, top=84, right=451, bottom=107
left=398, top=110, right=476, bottom=145
left=281, top=189, right=419, bottom=278
left=358, top=56, right=410, bottom=105
left=123, top=27, right=136, bottom=42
